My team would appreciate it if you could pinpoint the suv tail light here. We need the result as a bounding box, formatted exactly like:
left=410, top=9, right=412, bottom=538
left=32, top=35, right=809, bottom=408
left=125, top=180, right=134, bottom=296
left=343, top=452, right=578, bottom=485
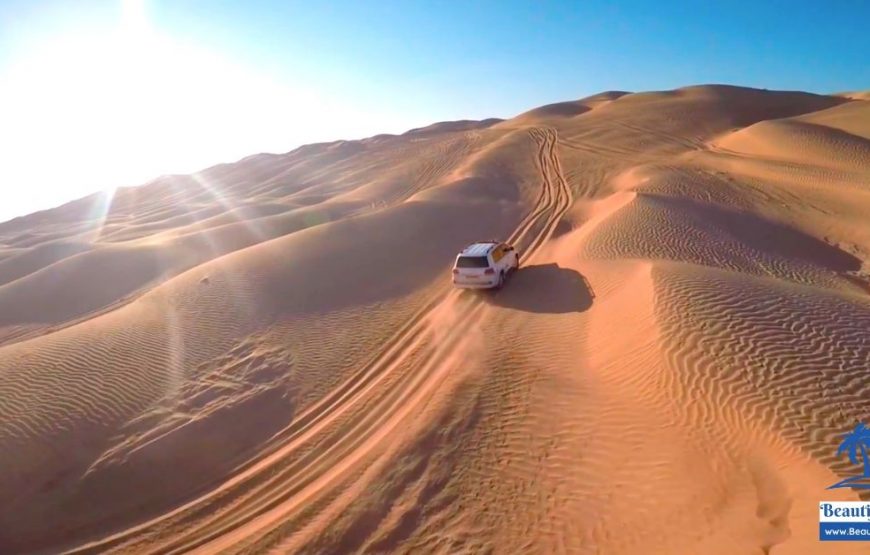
left=484, top=268, right=495, bottom=275
left=452, top=268, right=459, bottom=274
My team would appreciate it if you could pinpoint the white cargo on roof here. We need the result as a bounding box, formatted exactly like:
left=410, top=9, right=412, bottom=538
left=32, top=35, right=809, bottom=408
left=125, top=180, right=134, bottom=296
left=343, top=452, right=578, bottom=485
left=460, top=242, right=499, bottom=257
left=452, top=240, right=520, bottom=290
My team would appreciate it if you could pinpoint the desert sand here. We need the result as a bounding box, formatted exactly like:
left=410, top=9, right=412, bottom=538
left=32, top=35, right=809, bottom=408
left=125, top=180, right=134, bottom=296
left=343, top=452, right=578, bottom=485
left=0, top=84, right=868, bottom=554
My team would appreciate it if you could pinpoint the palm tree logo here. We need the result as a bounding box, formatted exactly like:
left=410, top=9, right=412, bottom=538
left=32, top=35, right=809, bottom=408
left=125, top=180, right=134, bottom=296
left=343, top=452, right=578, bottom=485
left=829, top=422, right=870, bottom=490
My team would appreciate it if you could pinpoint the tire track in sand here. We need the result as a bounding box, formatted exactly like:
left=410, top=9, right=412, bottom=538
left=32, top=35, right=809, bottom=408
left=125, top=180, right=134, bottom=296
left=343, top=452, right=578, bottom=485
left=68, top=128, right=572, bottom=555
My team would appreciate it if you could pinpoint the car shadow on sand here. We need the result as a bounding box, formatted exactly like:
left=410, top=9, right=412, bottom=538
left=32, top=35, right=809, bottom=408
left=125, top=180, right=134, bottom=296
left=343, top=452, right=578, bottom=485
left=483, top=263, right=594, bottom=314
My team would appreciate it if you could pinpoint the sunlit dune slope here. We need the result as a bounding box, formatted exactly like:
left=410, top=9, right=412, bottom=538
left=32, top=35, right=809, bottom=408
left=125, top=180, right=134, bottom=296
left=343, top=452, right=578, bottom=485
left=1, top=84, right=869, bottom=555
left=714, top=119, right=870, bottom=171
left=510, top=90, right=629, bottom=122
left=836, top=90, right=870, bottom=101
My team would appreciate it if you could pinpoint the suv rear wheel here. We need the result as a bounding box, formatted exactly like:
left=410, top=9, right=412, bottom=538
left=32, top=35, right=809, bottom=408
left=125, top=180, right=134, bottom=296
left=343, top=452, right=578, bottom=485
left=495, top=270, right=505, bottom=290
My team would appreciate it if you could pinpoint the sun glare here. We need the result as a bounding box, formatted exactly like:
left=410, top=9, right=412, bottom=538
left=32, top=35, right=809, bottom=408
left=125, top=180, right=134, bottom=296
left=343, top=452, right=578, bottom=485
left=0, top=0, right=418, bottom=223
left=0, top=0, right=329, bottom=222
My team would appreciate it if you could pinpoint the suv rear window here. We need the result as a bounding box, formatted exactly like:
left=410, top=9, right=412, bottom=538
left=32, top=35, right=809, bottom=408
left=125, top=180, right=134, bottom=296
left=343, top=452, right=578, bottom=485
left=456, top=256, right=489, bottom=268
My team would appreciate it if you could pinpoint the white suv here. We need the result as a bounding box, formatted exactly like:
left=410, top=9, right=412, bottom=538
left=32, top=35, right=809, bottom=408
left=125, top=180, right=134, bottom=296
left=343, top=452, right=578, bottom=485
left=452, top=241, right=520, bottom=289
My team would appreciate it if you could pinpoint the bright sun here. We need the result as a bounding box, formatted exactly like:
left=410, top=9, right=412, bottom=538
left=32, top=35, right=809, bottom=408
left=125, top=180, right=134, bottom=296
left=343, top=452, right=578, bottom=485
left=0, top=0, right=330, bottom=222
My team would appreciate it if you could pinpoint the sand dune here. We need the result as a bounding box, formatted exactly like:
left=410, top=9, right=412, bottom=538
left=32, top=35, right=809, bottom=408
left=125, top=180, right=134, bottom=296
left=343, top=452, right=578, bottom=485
left=511, top=91, right=629, bottom=122
left=836, top=90, right=870, bottom=101
left=714, top=119, right=870, bottom=171
left=1, top=85, right=869, bottom=554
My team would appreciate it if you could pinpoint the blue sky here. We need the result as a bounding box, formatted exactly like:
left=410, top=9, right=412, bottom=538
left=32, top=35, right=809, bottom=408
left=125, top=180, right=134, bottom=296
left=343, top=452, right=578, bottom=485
left=0, top=0, right=867, bottom=221
left=133, top=1, right=870, bottom=113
